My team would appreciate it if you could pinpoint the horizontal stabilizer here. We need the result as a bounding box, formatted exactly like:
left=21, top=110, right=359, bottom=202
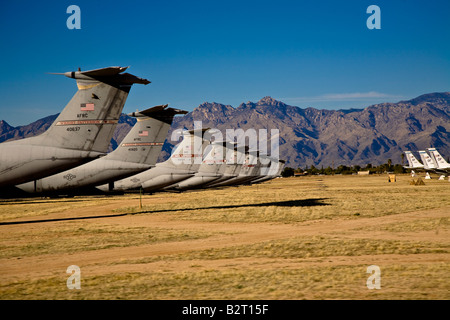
left=77, top=66, right=129, bottom=77
left=50, top=66, right=150, bottom=86
left=129, top=105, right=188, bottom=124
left=187, top=127, right=211, bottom=135
left=49, top=66, right=127, bottom=78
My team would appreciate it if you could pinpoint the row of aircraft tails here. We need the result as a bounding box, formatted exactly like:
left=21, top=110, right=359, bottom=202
left=404, top=148, right=450, bottom=175
left=0, top=66, right=285, bottom=198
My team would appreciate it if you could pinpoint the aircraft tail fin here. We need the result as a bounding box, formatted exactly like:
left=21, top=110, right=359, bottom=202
left=419, top=150, right=437, bottom=169
left=201, top=141, right=227, bottom=171
left=404, top=151, right=424, bottom=169
left=427, top=148, right=450, bottom=169
left=169, top=127, right=210, bottom=168
left=28, top=66, right=150, bottom=153
left=107, top=105, right=187, bottom=164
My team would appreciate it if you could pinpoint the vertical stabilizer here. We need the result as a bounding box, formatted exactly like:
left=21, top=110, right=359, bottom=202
left=404, top=151, right=424, bottom=169
left=14, top=104, right=187, bottom=194
left=419, top=150, right=437, bottom=170
left=0, top=67, right=150, bottom=187
left=108, top=105, right=187, bottom=165
left=427, top=148, right=450, bottom=169
left=168, top=128, right=210, bottom=171
left=29, top=66, right=150, bottom=152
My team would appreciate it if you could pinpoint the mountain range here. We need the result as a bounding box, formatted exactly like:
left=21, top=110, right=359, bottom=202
left=1, top=92, right=449, bottom=168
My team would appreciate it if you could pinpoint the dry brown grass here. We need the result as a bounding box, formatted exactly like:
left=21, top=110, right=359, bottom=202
left=0, top=222, right=219, bottom=259
left=0, top=173, right=449, bottom=300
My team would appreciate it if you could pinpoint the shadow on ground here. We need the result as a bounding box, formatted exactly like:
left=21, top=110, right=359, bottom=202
left=145, top=198, right=330, bottom=214
left=0, top=198, right=330, bottom=226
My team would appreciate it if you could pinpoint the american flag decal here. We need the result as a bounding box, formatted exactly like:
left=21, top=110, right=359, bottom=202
left=81, top=103, right=95, bottom=111
left=139, top=130, right=149, bottom=137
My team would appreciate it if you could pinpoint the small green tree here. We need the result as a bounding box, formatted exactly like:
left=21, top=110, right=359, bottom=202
left=309, top=165, right=319, bottom=175
left=294, top=168, right=304, bottom=174
left=393, top=164, right=405, bottom=174
left=324, top=166, right=333, bottom=175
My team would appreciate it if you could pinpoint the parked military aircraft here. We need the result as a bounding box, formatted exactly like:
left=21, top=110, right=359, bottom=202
left=403, top=151, right=425, bottom=170
left=206, top=150, right=260, bottom=188
left=15, top=105, right=186, bottom=194
left=251, top=159, right=285, bottom=184
left=164, top=140, right=230, bottom=190
left=166, top=144, right=284, bottom=190
left=199, top=143, right=248, bottom=188
left=427, top=148, right=450, bottom=173
left=246, top=154, right=273, bottom=184
left=403, top=149, right=449, bottom=177
left=96, top=128, right=211, bottom=193
left=0, top=66, right=149, bottom=188
left=419, top=150, right=438, bottom=171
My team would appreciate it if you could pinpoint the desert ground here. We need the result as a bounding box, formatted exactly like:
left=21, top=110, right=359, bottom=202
left=0, top=173, right=449, bottom=300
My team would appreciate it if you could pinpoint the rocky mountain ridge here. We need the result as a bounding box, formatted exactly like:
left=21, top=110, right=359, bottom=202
left=1, top=92, right=449, bottom=168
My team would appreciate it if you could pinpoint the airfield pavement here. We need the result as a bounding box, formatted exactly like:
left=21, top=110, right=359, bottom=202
left=0, top=173, right=449, bottom=300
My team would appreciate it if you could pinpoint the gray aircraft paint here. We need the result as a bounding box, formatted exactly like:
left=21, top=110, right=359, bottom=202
left=0, top=66, right=149, bottom=187
left=167, top=140, right=249, bottom=190
left=275, top=160, right=286, bottom=177
left=251, top=159, right=285, bottom=184
left=203, top=143, right=245, bottom=186
left=96, top=128, right=211, bottom=193
left=16, top=105, right=185, bottom=194
left=206, top=151, right=260, bottom=188
left=199, top=144, right=248, bottom=188
left=164, top=141, right=228, bottom=190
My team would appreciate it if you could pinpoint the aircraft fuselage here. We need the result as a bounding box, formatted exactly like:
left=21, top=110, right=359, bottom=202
left=0, top=143, right=103, bottom=187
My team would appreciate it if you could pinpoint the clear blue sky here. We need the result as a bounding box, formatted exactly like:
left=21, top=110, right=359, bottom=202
left=0, top=0, right=449, bottom=126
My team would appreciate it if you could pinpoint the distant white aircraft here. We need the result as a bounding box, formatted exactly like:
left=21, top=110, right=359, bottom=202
left=404, top=151, right=424, bottom=170
left=427, top=148, right=450, bottom=173
left=404, top=149, right=449, bottom=177
left=418, top=150, right=438, bottom=171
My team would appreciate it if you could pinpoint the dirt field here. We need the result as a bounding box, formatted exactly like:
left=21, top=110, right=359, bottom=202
left=0, top=174, right=449, bottom=300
